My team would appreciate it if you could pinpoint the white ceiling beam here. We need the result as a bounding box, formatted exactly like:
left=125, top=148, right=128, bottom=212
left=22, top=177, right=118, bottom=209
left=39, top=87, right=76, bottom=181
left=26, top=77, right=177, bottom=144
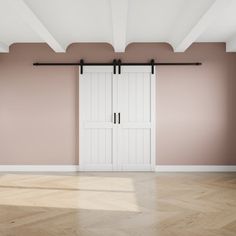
left=110, top=0, right=128, bottom=52
left=0, top=42, right=9, bottom=53
left=226, top=34, right=236, bottom=52
left=173, top=0, right=230, bottom=52
left=8, top=0, right=65, bottom=52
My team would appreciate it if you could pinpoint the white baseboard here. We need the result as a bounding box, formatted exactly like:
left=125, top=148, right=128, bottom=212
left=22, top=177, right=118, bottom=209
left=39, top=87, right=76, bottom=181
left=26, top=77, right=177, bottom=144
left=0, top=165, right=235, bottom=172
left=0, top=165, right=80, bottom=172
left=155, top=165, right=236, bottom=172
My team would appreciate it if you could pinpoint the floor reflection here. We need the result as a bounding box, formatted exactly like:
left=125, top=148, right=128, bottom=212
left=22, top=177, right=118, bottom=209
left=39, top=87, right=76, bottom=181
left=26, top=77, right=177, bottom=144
left=0, top=172, right=235, bottom=236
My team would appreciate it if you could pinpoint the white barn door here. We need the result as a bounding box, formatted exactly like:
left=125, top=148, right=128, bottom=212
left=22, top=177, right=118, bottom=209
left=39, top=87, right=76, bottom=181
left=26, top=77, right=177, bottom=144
left=79, top=66, right=155, bottom=171
left=79, top=66, right=114, bottom=170
left=116, top=67, right=156, bottom=171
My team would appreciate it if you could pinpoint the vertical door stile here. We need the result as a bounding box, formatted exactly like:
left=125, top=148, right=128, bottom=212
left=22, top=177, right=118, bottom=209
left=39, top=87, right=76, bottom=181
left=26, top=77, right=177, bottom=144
left=117, top=71, right=124, bottom=170
left=112, top=68, right=118, bottom=170
left=150, top=67, right=156, bottom=170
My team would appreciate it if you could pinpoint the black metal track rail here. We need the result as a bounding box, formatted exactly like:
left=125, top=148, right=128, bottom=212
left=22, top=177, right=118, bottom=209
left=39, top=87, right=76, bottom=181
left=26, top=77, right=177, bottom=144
left=33, top=62, right=201, bottom=66
left=33, top=59, right=202, bottom=74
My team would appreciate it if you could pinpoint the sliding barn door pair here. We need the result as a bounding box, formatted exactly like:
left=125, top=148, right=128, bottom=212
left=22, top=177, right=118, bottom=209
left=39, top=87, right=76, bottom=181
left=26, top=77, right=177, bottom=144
left=79, top=66, right=156, bottom=171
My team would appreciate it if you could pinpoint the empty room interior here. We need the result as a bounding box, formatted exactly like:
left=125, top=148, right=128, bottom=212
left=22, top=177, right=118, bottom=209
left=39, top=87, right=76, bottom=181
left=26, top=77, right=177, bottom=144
left=0, top=0, right=236, bottom=235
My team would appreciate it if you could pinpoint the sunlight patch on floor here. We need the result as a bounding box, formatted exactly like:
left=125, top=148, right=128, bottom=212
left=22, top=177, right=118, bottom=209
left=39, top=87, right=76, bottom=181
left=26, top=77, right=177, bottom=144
left=0, top=174, right=140, bottom=212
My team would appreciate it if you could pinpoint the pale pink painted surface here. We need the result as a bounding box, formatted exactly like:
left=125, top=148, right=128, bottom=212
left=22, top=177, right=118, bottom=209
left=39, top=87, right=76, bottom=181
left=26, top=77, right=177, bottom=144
left=0, top=43, right=235, bottom=165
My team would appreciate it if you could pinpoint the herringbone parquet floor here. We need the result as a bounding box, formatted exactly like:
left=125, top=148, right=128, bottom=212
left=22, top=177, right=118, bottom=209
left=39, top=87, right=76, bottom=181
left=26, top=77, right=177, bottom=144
left=0, top=172, right=235, bottom=236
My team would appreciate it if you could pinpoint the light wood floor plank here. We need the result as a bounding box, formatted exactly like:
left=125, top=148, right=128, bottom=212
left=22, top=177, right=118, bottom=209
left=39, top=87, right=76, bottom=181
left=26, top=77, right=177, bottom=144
left=0, top=172, right=235, bottom=235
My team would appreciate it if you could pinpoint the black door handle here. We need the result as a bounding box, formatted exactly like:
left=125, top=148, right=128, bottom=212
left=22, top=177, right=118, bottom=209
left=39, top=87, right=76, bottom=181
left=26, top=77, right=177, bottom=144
left=118, top=113, right=120, bottom=124
left=114, top=113, right=116, bottom=124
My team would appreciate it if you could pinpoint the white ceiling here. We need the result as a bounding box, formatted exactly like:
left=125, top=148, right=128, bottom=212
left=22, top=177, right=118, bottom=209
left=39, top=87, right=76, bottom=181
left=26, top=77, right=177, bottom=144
left=0, top=0, right=236, bottom=53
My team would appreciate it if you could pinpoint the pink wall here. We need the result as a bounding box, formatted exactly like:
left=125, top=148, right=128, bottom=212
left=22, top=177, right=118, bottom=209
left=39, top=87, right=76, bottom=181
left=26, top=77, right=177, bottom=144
left=0, top=43, right=236, bottom=165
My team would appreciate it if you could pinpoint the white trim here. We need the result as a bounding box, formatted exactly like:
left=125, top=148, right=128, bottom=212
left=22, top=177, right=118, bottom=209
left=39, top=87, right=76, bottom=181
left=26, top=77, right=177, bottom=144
left=0, top=42, right=9, bottom=53
left=0, top=165, right=235, bottom=172
left=0, top=165, right=152, bottom=172
left=173, top=0, right=229, bottom=52
left=0, top=165, right=79, bottom=172
left=155, top=165, right=236, bottom=172
left=226, top=33, right=236, bottom=52
left=110, top=0, right=128, bottom=52
left=7, top=0, right=65, bottom=52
